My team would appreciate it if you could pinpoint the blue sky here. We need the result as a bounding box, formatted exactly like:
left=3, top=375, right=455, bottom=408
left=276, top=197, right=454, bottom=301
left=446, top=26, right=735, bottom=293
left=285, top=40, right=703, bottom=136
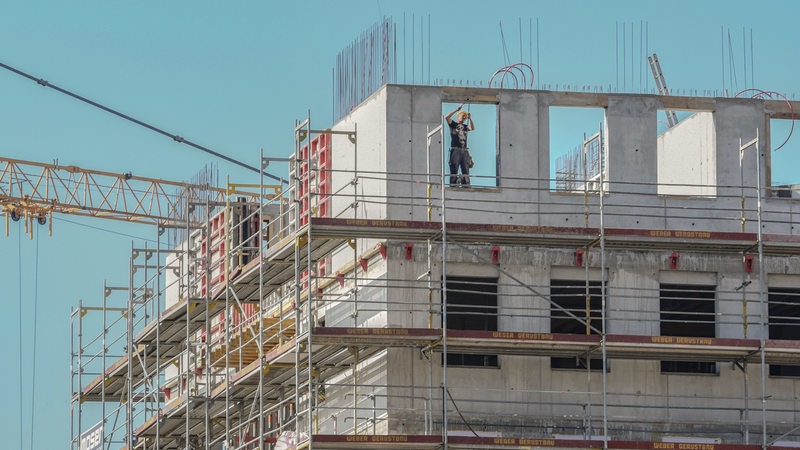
left=1, top=1, right=799, bottom=448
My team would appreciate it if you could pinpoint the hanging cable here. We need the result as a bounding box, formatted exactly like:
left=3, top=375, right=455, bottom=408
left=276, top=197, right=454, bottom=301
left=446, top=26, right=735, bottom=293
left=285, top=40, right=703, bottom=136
left=0, top=60, right=286, bottom=184
left=499, top=22, right=510, bottom=67
left=446, top=388, right=480, bottom=438
left=735, top=88, right=795, bottom=151
left=54, top=217, right=160, bottom=244
left=17, top=221, right=23, bottom=450
left=29, top=226, right=39, bottom=450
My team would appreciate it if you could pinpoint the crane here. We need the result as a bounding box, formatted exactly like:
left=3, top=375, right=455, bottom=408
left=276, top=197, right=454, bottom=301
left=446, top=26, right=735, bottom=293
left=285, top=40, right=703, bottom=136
left=0, top=156, right=265, bottom=237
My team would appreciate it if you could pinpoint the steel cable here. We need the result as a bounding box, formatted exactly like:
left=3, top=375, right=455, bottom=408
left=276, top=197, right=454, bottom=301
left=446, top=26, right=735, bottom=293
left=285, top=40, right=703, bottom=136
left=0, top=60, right=285, bottom=183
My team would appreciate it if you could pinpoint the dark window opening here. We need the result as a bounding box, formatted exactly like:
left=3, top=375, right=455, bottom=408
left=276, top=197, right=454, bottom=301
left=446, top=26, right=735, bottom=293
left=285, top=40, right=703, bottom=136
left=769, top=287, right=800, bottom=377
left=550, top=279, right=605, bottom=370
left=660, top=283, right=717, bottom=374
left=443, top=276, right=498, bottom=367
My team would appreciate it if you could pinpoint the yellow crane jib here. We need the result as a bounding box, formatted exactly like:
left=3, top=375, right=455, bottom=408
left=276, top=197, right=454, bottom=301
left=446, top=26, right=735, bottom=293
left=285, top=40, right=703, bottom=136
left=0, top=156, right=260, bottom=236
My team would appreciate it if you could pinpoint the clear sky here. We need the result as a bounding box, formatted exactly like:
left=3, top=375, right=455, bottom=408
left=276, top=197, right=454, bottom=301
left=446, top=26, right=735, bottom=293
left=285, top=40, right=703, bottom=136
left=1, top=1, right=798, bottom=448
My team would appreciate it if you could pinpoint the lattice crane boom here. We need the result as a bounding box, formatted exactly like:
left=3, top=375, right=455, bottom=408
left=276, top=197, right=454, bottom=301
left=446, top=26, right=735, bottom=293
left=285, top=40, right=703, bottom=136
left=0, top=156, right=262, bottom=233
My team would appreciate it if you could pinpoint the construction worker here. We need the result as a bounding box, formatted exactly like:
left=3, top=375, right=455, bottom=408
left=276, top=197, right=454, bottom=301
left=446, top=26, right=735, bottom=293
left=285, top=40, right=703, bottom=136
left=445, top=104, right=475, bottom=186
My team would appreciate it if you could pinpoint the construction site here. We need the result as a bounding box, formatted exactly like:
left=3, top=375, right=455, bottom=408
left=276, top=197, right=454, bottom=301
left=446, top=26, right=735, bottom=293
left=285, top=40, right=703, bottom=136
left=45, top=77, right=798, bottom=449
left=2, top=12, right=800, bottom=450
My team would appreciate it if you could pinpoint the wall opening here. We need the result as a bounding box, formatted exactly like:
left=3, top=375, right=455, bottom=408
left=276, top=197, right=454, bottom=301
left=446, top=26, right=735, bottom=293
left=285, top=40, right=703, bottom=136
left=659, top=283, right=717, bottom=374
left=442, top=102, right=498, bottom=187
left=550, top=107, right=606, bottom=193
left=768, top=118, right=800, bottom=198
left=656, top=111, right=717, bottom=197
left=550, top=279, right=604, bottom=370
left=443, top=276, right=499, bottom=367
left=768, top=287, right=800, bottom=377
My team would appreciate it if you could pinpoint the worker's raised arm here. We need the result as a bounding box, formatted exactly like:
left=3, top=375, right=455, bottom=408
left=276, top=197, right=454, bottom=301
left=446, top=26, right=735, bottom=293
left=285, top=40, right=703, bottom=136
left=467, top=113, right=475, bottom=131
left=445, top=104, right=463, bottom=124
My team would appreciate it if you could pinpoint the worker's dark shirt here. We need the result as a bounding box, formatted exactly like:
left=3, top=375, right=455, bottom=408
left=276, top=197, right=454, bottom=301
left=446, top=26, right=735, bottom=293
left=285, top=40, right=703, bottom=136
left=448, top=120, right=470, bottom=149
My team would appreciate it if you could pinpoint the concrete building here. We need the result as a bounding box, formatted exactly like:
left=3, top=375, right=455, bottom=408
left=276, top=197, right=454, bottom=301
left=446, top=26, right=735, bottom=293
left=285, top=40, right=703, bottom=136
left=73, top=84, right=800, bottom=450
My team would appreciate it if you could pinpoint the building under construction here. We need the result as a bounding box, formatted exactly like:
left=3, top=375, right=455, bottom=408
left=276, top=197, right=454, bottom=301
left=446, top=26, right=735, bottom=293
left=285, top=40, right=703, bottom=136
left=70, top=84, right=800, bottom=450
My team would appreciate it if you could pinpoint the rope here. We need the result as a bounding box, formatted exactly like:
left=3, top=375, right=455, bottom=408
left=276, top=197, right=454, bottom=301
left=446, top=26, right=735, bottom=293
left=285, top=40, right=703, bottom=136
left=0, top=60, right=286, bottom=184
left=29, top=226, right=39, bottom=450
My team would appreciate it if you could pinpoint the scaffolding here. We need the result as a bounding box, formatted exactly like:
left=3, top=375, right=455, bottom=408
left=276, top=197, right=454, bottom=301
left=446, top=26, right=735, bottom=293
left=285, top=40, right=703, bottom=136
left=71, top=96, right=800, bottom=450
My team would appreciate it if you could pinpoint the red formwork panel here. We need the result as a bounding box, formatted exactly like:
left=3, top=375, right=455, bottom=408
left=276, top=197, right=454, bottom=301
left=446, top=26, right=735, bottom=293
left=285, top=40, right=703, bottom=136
left=196, top=207, right=262, bottom=346
left=315, top=133, right=331, bottom=219
left=298, top=133, right=331, bottom=226
left=194, top=209, right=228, bottom=347
left=298, top=133, right=333, bottom=287
left=198, top=210, right=227, bottom=298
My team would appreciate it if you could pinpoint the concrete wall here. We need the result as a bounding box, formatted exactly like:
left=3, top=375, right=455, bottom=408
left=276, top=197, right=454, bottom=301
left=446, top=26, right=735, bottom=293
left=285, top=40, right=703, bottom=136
left=385, top=85, right=443, bottom=221
left=322, top=86, right=800, bottom=440
left=605, top=95, right=660, bottom=196
left=317, top=239, right=800, bottom=439
left=714, top=99, right=767, bottom=200
left=328, top=85, right=798, bottom=235
left=332, top=87, right=388, bottom=222
left=373, top=244, right=800, bottom=439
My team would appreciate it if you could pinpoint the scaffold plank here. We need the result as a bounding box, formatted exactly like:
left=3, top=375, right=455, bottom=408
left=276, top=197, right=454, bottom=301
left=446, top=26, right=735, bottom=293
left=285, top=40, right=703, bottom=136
left=310, top=434, right=441, bottom=449
left=312, top=327, right=442, bottom=347
left=80, top=355, right=129, bottom=401
left=210, top=338, right=297, bottom=400
left=135, top=297, right=226, bottom=355
left=309, top=217, right=800, bottom=254
left=308, top=327, right=800, bottom=364
left=604, top=334, right=759, bottom=362
left=308, top=435, right=785, bottom=450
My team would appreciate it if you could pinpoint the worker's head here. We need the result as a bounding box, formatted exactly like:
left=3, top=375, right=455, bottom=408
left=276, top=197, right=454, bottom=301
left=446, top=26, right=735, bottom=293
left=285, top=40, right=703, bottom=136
left=457, top=111, right=469, bottom=123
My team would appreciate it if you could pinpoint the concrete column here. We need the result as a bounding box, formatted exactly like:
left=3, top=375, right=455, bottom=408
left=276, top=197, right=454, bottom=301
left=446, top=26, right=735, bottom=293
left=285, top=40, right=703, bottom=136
left=498, top=91, right=539, bottom=190
left=713, top=98, right=766, bottom=201
left=605, top=95, right=660, bottom=196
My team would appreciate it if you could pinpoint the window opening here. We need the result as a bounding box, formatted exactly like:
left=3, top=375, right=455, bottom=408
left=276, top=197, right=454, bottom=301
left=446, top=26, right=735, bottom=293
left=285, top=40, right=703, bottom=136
left=656, top=111, right=717, bottom=197
left=660, top=283, right=717, bottom=374
left=550, top=106, right=606, bottom=192
left=442, top=102, right=498, bottom=187
left=444, top=276, right=498, bottom=367
left=768, top=287, right=800, bottom=377
left=550, top=279, right=604, bottom=370
left=768, top=118, right=800, bottom=198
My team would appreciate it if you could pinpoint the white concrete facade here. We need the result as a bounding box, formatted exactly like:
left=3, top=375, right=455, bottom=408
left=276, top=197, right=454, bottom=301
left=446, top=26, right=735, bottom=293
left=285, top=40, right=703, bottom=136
left=331, top=85, right=798, bottom=233
left=316, top=85, right=800, bottom=442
